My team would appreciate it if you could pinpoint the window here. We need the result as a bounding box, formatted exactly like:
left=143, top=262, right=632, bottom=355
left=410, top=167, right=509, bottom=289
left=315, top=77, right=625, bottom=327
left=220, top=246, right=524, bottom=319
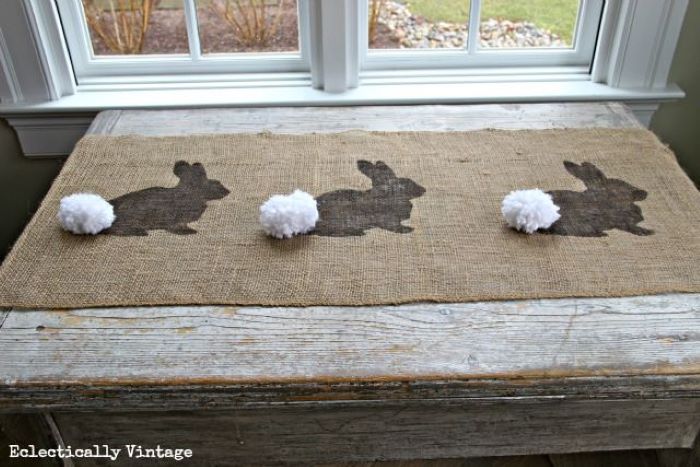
left=0, top=0, right=690, bottom=109
left=363, top=0, right=604, bottom=71
left=55, top=0, right=310, bottom=84
left=196, top=0, right=300, bottom=54
left=0, top=0, right=690, bottom=158
left=368, top=0, right=581, bottom=50
left=55, top=0, right=604, bottom=85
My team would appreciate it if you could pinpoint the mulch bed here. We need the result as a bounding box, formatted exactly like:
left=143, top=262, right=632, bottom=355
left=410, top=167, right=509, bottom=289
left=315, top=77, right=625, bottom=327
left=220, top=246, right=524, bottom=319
left=90, top=3, right=343, bottom=56
left=89, top=3, right=397, bottom=56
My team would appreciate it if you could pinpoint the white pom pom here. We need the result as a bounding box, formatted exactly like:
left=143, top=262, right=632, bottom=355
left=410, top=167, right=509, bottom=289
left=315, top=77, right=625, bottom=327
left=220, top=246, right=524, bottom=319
left=260, top=189, right=319, bottom=239
left=501, top=189, right=561, bottom=234
left=57, top=193, right=115, bottom=235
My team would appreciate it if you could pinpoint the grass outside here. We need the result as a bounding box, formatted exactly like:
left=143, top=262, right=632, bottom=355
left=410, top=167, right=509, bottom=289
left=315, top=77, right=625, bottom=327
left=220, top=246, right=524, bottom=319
left=405, top=0, right=580, bottom=43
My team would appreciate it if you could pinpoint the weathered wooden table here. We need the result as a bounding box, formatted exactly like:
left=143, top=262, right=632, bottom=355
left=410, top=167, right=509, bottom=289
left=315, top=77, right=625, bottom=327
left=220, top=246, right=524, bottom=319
left=1, top=103, right=699, bottom=466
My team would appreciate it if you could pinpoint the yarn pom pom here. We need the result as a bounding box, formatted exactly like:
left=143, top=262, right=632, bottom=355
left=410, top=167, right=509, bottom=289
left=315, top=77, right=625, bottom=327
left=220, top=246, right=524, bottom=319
left=260, top=189, right=319, bottom=239
left=58, top=193, right=115, bottom=235
left=501, top=189, right=561, bottom=234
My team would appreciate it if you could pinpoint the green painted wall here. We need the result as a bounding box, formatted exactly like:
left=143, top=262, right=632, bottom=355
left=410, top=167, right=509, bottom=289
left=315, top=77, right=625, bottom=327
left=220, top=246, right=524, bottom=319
left=651, top=0, right=700, bottom=185
left=0, top=4, right=698, bottom=261
left=0, top=120, right=64, bottom=259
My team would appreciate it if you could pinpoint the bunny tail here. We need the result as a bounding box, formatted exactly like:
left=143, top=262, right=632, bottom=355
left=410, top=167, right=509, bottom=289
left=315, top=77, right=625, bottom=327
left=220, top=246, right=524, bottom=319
left=57, top=193, right=116, bottom=235
left=260, top=190, right=319, bottom=239
left=501, top=189, right=561, bottom=234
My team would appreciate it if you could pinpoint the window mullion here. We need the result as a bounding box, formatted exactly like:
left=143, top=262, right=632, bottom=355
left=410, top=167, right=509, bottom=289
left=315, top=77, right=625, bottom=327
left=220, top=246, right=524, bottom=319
left=297, top=0, right=312, bottom=69
left=467, top=0, right=481, bottom=54
left=183, top=0, right=201, bottom=60
left=308, top=0, right=359, bottom=93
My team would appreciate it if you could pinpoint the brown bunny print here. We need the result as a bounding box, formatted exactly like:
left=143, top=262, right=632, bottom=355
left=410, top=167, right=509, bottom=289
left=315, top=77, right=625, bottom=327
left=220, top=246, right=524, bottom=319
left=313, top=160, right=426, bottom=237
left=545, top=161, right=653, bottom=237
left=106, top=161, right=230, bottom=236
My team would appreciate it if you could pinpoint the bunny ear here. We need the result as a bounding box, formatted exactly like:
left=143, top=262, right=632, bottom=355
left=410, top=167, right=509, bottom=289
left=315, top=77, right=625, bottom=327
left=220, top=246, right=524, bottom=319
left=357, top=160, right=396, bottom=185
left=173, top=161, right=208, bottom=184
left=357, top=160, right=374, bottom=178
left=373, top=161, right=396, bottom=178
left=191, top=162, right=207, bottom=178
left=564, top=161, right=606, bottom=185
left=173, top=161, right=191, bottom=178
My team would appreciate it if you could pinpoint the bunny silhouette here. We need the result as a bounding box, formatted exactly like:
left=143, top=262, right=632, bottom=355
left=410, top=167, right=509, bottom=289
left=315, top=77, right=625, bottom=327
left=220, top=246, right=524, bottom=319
left=106, top=161, right=230, bottom=236
left=545, top=161, right=653, bottom=237
left=313, top=160, right=425, bottom=237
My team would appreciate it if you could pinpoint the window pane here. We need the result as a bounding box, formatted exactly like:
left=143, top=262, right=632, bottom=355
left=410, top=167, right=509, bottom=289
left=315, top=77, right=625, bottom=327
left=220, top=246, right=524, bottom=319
left=81, top=0, right=189, bottom=55
left=369, top=0, right=470, bottom=50
left=196, top=0, right=299, bottom=54
left=479, top=0, right=579, bottom=48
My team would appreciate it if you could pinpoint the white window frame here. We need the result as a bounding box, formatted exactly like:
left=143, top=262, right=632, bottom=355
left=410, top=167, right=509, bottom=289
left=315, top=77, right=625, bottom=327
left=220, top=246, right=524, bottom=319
left=0, top=0, right=691, bottom=144
left=360, top=0, right=604, bottom=72
left=55, top=0, right=311, bottom=85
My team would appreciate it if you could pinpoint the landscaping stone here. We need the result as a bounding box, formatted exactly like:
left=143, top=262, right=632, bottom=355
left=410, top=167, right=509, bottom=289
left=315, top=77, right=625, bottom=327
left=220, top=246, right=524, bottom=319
left=374, top=0, right=567, bottom=49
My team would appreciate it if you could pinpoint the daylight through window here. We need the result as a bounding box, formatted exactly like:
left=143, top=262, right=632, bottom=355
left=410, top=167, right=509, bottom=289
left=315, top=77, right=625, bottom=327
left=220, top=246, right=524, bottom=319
left=55, top=0, right=603, bottom=85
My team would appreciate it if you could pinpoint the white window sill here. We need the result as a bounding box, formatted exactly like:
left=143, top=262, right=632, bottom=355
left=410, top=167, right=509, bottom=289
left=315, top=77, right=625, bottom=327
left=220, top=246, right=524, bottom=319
left=0, top=78, right=684, bottom=157
left=0, top=80, right=684, bottom=114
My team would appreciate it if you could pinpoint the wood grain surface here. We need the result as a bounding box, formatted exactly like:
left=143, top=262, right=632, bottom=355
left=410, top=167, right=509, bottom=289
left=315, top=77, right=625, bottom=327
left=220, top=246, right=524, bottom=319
left=87, top=103, right=642, bottom=136
left=1, top=294, right=699, bottom=408
left=53, top=398, right=699, bottom=465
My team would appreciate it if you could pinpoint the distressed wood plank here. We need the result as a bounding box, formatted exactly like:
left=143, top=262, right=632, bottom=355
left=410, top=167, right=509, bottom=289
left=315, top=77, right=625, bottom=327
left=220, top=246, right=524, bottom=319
left=87, top=103, right=642, bottom=136
left=4, top=375, right=700, bottom=413
left=317, top=457, right=553, bottom=467
left=0, top=310, right=8, bottom=329
left=1, top=294, right=699, bottom=411
left=54, top=399, right=699, bottom=465
left=85, top=108, right=120, bottom=135
left=4, top=294, right=699, bottom=384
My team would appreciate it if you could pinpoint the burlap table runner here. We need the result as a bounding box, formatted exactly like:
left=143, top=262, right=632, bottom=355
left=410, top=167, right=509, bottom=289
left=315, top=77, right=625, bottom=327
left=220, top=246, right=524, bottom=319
left=1, top=129, right=698, bottom=309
